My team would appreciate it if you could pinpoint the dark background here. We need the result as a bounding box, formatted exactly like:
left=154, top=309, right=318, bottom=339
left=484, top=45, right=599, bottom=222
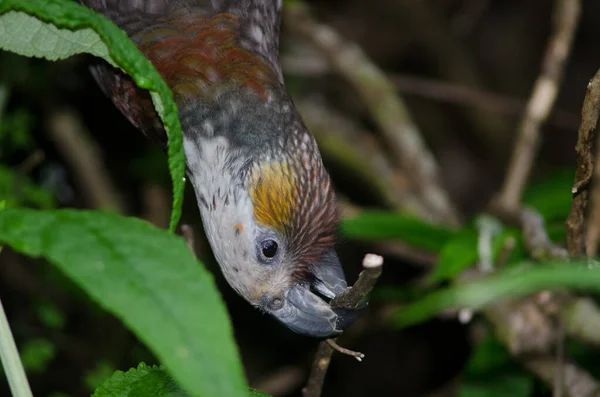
left=1, top=0, right=597, bottom=395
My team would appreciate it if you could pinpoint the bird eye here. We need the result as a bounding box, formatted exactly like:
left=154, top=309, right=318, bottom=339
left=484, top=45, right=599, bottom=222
left=261, top=239, right=278, bottom=258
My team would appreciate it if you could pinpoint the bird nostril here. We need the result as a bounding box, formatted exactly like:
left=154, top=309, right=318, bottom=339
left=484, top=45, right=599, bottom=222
left=268, top=297, right=283, bottom=311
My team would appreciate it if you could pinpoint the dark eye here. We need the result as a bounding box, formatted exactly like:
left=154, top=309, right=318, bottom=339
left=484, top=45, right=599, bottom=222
left=261, top=239, right=278, bottom=258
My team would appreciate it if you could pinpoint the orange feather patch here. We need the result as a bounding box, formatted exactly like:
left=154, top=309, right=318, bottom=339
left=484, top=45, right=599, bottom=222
left=250, top=162, right=297, bottom=231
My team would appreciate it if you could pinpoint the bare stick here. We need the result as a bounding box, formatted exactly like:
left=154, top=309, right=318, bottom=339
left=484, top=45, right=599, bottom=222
left=566, top=69, right=600, bottom=256
left=586, top=114, right=600, bottom=256
left=495, top=0, right=580, bottom=215
left=302, top=254, right=383, bottom=397
left=389, top=74, right=578, bottom=131
left=525, top=358, right=600, bottom=397
left=325, top=339, right=364, bottom=362
left=521, top=208, right=568, bottom=260
left=0, top=281, right=34, bottom=397
left=553, top=321, right=565, bottom=397
left=46, top=108, right=126, bottom=214
left=284, top=3, right=460, bottom=226
left=297, top=98, right=429, bottom=217
left=181, top=224, right=197, bottom=257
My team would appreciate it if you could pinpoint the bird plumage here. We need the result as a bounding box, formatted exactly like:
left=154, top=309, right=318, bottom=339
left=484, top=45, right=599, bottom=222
left=79, top=0, right=359, bottom=337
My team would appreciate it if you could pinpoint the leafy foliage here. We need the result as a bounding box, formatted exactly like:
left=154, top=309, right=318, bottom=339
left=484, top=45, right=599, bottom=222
left=0, top=208, right=247, bottom=397
left=427, top=226, right=525, bottom=284
left=458, top=335, right=533, bottom=397
left=341, top=210, right=456, bottom=251
left=0, top=0, right=185, bottom=231
left=20, top=339, right=56, bottom=374
left=92, top=363, right=271, bottom=397
left=523, top=168, right=575, bottom=222
left=390, top=261, right=600, bottom=328
left=0, top=166, right=55, bottom=209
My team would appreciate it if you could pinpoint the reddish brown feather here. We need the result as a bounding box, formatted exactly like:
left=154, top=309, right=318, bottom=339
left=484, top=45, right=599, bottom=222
left=135, top=12, right=279, bottom=102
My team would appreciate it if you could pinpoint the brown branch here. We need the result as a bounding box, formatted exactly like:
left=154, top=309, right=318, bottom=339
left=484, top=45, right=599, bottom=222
left=284, top=2, right=460, bottom=226
left=325, top=339, right=364, bottom=362
left=302, top=254, right=383, bottom=397
left=392, top=0, right=512, bottom=150
left=524, top=358, right=600, bottom=397
left=297, top=98, right=430, bottom=217
left=586, top=111, right=600, bottom=256
left=141, top=183, right=171, bottom=229
left=566, top=69, right=600, bottom=256
left=282, top=62, right=580, bottom=131
left=181, top=224, right=197, bottom=257
left=521, top=208, right=568, bottom=261
left=554, top=321, right=565, bottom=397
left=389, top=74, right=579, bottom=131
left=46, top=108, right=126, bottom=214
left=495, top=0, right=581, bottom=216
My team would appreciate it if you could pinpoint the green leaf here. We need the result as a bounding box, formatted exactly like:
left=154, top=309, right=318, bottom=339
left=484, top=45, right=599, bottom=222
left=85, top=361, right=117, bottom=392
left=464, top=335, right=512, bottom=376
left=92, top=363, right=271, bottom=397
left=20, top=338, right=55, bottom=374
left=426, top=225, right=525, bottom=284
left=35, top=301, right=65, bottom=330
left=523, top=168, right=574, bottom=222
left=0, top=208, right=246, bottom=397
left=0, top=107, right=36, bottom=156
left=93, top=363, right=184, bottom=397
left=459, top=373, right=533, bottom=397
left=0, top=0, right=185, bottom=231
left=390, top=260, right=600, bottom=328
left=248, top=388, right=271, bottom=397
left=459, top=334, right=534, bottom=397
left=0, top=165, right=55, bottom=209
left=340, top=211, right=456, bottom=251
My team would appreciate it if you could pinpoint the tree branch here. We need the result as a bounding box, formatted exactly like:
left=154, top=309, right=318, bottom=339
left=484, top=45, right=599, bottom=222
left=302, top=254, right=383, bottom=397
left=566, top=69, right=600, bottom=256
left=495, top=0, right=580, bottom=216
left=284, top=2, right=460, bottom=226
left=46, top=108, right=126, bottom=214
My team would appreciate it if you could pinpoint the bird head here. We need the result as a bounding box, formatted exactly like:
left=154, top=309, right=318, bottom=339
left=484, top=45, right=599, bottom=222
left=181, top=88, right=359, bottom=338
left=77, top=0, right=361, bottom=337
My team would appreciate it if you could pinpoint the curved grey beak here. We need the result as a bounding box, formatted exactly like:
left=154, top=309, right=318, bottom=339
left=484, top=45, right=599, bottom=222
left=264, top=250, right=364, bottom=338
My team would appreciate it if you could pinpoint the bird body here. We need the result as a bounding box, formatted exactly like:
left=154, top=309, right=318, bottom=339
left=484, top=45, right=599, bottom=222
left=79, top=0, right=358, bottom=337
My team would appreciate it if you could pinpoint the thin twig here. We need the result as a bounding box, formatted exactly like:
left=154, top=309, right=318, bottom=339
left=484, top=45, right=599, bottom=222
left=181, top=224, right=197, bottom=257
left=495, top=0, right=580, bottom=215
left=282, top=64, right=580, bottom=131
left=525, top=358, right=600, bottom=397
left=141, top=183, right=171, bottom=229
left=389, top=74, right=579, bottom=131
left=561, top=297, right=600, bottom=346
left=521, top=208, right=568, bottom=260
left=0, top=282, right=34, bottom=397
left=16, top=150, right=45, bottom=175
left=325, top=339, right=364, bottom=362
left=553, top=320, right=565, bottom=397
left=393, top=0, right=512, bottom=149
left=302, top=254, right=383, bottom=397
left=302, top=341, right=333, bottom=397
left=284, top=2, right=460, bottom=226
left=46, top=108, right=126, bottom=214
left=566, top=70, right=600, bottom=256
left=297, top=98, right=429, bottom=216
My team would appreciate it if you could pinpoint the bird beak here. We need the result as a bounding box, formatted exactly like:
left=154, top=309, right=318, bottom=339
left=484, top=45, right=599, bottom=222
left=266, top=250, right=363, bottom=338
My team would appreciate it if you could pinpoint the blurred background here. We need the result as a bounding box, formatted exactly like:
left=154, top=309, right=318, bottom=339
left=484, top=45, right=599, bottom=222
left=0, top=0, right=597, bottom=395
